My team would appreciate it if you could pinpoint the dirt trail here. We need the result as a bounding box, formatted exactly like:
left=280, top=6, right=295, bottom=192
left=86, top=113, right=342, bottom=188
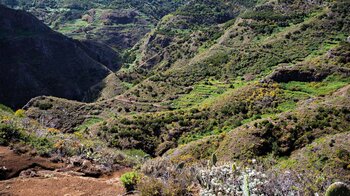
left=0, top=172, right=127, bottom=196
left=0, top=147, right=131, bottom=196
left=110, top=96, right=165, bottom=108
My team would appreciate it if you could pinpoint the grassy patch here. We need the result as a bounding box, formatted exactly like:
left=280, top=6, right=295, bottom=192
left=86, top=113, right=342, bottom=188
left=123, top=149, right=149, bottom=158
left=277, top=100, right=298, bottom=112
left=172, top=78, right=249, bottom=109
left=74, top=117, right=103, bottom=132
left=122, top=82, right=134, bottom=89
left=280, top=75, right=349, bottom=97
left=306, top=34, right=347, bottom=59
left=276, top=156, right=298, bottom=169
left=178, top=131, right=213, bottom=145
left=171, top=81, right=228, bottom=108
left=59, top=19, right=89, bottom=34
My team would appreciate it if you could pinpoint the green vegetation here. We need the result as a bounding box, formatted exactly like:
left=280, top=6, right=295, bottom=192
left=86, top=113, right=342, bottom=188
left=171, top=80, right=228, bottom=108
left=14, top=109, right=26, bottom=117
left=0, top=0, right=349, bottom=195
left=280, top=75, right=350, bottom=97
left=0, top=122, right=54, bottom=156
left=326, top=182, right=350, bottom=196
left=74, top=117, right=102, bottom=132
left=23, top=134, right=54, bottom=156
left=34, top=101, right=53, bottom=110
left=123, top=149, right=149, bottom=159
left=0, top=123, right=21, bottom=145
left=120, top=171, right=141, bottom=192
left=0, top=104, right=13, bottom=113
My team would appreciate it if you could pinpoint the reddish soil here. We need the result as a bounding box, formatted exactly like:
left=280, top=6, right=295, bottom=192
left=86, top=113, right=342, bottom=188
left=0, top=146, right=132, bottom=196
left=0, top=172, right=127, bottom=196
left=0, top=146, right=64, bottom=179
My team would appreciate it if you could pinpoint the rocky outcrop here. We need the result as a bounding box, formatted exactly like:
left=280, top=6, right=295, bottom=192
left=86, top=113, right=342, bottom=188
left=268, top=67, right=331, bottom=83
left=267, top=64, right=350, bottom=83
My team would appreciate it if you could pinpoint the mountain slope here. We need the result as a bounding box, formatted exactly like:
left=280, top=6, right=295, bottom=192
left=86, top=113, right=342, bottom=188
left=0, top=5, right=117, bottom=108
left=0, top=0, right=349, bottom=195
left=0, top=0, right=190, bottom=52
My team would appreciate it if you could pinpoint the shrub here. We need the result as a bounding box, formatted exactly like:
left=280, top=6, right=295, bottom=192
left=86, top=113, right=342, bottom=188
left=24, top=136, right=54, bottom=157
left=35, top=101, right=53, bottom=110
left=120, top=171, right=141, bottom=192
left=141, top=157, right=198, bottom=195
left=325, top=182, right=350, bottom=196
left=138, top=176, right=164, bottom=196
left=14, top=109, right=26, bottom=118
left=0, top=123, right=21, bottom=145
left=0, top=104, right=13, bottom=113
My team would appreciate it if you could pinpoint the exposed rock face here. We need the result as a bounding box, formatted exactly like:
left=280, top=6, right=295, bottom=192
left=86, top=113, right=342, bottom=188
left=0, top=5, right=116, bottom=109
left=268, top=66, right=331, bottom=83
left=267, top=64, right=350, bottom=83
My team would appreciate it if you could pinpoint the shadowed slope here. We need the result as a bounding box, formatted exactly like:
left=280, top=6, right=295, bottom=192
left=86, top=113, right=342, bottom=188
left=0, top=5, right=114, bottom=109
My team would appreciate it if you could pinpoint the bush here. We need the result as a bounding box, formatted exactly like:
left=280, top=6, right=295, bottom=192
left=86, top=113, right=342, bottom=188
left=141, top=157, right=197, bottom=195
left=25, top=136, right=53, bottom=157
left=0, top=123, right=21, bottom=145
left=325, top=182, right=350, bottom=196
left=138, top=176, right=164, bottom=196
left=14, top=109, right=26, bottom=117
left=120, top=171, right=140, bottom=192
left=35, top=101, right=53, bottom=110
left=0, top=104, right=13, bottom=113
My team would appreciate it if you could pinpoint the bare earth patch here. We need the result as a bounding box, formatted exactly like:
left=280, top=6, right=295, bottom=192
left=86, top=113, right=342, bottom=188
left=0, top=173, right=126, bottom=196
left=0, top=147, right=130, bottom=196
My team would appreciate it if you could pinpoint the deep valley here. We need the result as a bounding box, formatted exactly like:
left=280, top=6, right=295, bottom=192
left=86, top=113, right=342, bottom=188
left=0, top=0, right=349, bottom=195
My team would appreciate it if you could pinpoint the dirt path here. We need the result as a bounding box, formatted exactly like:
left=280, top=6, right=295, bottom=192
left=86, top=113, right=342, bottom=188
left=118, top=97, right=164, bottom=108
left=0, top=172, right=126, bottom=196
left=94, top=94, right=167, bottom=110
left=112, top=96, right=165, bottom=108
left=0, top=146, right=131, bottom=196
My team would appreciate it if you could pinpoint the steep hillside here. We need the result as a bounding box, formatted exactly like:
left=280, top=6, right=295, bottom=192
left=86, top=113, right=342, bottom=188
left=0, top=0, right=189, bottom=52
left=0, top=0, right=349, bottom=195
left=0, top=5, right=119, bottom=108
left=120, top=0, right=349, bottom=105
